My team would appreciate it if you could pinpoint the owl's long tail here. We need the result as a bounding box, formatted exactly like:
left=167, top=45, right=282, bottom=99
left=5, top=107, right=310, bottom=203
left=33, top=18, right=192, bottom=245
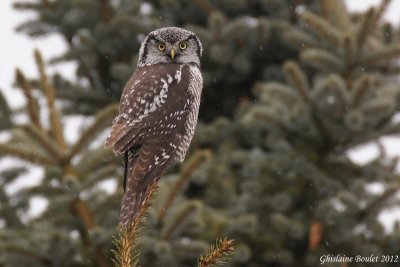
left=119, top=138, right=180, bottom=228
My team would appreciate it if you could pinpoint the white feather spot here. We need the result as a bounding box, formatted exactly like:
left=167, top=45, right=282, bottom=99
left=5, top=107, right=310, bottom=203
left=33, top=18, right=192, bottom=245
left=161, top=78, right=168, bottom=89
left=160, top=89, right=165, bottom=97
left=175, top=69, right=182, bottom=83
left=167, top=74, right=173, bottom=84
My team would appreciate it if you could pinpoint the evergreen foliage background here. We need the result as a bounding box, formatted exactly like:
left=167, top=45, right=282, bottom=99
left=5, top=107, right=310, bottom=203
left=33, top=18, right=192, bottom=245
left=1, top=0, right=400, bottom=266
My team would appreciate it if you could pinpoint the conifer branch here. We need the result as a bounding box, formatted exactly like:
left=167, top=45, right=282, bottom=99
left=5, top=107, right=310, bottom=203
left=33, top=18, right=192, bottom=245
left=71, top=198, right=96, bottom=229
left=0, top=143, right=55, bottom=165
left=318, top=74, right=348, bottom=106
left=34, top=49, right=67, bottom=151
left=157, top=150, right=211, bottom=225
left=27, top=184, right=64, bottom=196
left=54, top=83, right=111, bottom=104
left=13, top=2, right=43, bottom=10
left=342, top=34, right=356, bottom=88
left=15, top=68, right=42, bottom=128
left=75, top=147, right=116, bottom=178
left=0, top=90, right=12, bottom=128
left=70, top=197, right=110, bottom=267
left=0, top=189, right=23, bottom=227
left=81, top=165, right=118, bottom=190
left=375, top=0, right=392, bottom=25
left=361, top=99, right=396, bottom=124
left=351, top=75, right=372, bottom=107
left=11, top=128, right=39, bottom=148
left=68, top=104, right=119, bottom=160
left=10, top=57, right=110, bottom=267
left=70, top=178, right=110, bottom=267
left=254, top=110, right=286, bottom=130
left=2, top=245, right=51, bottom=266
left=300, top=11, right=341, bottom=47
left=256, top=18, right=269, bottom=45
left=342, top=34, right=354, bottom=66
left=257, top=83, right=301, bottom=104
left=113, top=16, right=150, bottom=35
left=341, top=123, right=400, bottom=151
left=384, top=65, right=400, bottom=74
left=21, top=124, right=64, bottom=161
left=320, top=0, right=350, bottom=31
left=198, top=238, right=235, bottom=267
left=360, top=44, right=400, bottom=64
left=161, top=202, right=197, bottom=240
left=356, top=8, right=376, bottom=50
left=358, top=187, right=399, bottom=219
left=283, top=61, right=310, bottom=102
left=282, top=28, right=319, bottom=49
left=382, top=23, right=393, bottom=44
left=113, top=181, right=158, bottom=267
left=100, top=0, right=112, bottom=22
left=301, top=48, right=343, bottom=72
left=388, top=156, right=400, bottom=172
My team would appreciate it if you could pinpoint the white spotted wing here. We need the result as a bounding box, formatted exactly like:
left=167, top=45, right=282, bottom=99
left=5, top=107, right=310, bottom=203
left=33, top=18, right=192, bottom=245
left=105, top=63, right=191, bottom=154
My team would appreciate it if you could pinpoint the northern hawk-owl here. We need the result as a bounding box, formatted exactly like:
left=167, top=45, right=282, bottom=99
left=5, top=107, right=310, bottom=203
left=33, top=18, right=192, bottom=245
left=105, top=27, right=203, bottom=227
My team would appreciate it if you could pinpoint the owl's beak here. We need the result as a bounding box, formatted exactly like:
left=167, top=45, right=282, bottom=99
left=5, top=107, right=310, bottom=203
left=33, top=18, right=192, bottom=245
left=170, top=49, right=175, bottom=60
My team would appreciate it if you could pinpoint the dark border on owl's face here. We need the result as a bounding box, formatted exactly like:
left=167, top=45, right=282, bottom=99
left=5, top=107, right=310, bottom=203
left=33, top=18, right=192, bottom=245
left=142, top=34, right=202, bottom=61
left=138, top=28, right=202, bottom=67
left=186, top=34, right=202, bottom=59
left=140, top=34, right=158, bottom=64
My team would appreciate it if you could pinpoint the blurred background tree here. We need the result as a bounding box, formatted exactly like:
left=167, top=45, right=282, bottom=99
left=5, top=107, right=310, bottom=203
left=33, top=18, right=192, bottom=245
left=1, top=0, right=400, bottom=266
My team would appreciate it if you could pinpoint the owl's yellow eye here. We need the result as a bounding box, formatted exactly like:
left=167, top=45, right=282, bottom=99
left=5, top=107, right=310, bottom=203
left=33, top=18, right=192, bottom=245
left=179, top=42, right=187, bottom=50
left=158, top=43, right=166, bottom=51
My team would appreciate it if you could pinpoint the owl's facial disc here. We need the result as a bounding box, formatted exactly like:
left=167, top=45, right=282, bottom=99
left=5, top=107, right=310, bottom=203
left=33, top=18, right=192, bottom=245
left=137, top=27, right=202, bottom=67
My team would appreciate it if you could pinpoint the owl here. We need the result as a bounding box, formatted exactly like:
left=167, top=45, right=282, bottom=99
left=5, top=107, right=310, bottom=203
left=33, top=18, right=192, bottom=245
left=105, top=27, right=203, bottom=227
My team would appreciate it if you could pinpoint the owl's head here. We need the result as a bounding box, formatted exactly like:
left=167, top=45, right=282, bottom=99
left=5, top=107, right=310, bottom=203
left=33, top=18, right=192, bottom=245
left=138, top=27, right=202, bottom=67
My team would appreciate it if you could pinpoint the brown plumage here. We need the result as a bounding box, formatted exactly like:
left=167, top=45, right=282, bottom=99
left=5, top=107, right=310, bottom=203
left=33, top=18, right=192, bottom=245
left=105, top=27, right=203, bottom=227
